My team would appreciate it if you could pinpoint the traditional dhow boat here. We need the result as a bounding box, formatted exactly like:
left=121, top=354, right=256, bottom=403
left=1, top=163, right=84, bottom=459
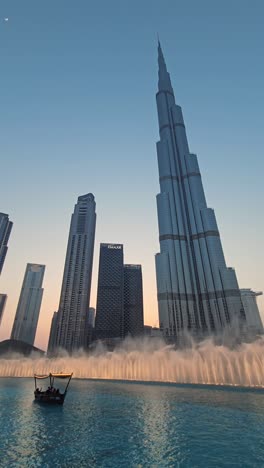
left=34, top=372, right=73, bottom=405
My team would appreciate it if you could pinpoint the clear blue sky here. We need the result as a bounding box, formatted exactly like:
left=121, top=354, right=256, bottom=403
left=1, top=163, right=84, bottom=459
left=0, top=0, right=263, bottom=349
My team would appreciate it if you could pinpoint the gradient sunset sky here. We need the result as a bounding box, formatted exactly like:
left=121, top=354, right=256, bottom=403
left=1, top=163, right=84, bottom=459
left=0, top=0, right=263, bottom=350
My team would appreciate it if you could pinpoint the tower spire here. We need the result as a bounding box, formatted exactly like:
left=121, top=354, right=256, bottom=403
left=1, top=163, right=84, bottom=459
left=158, top=40, right=173, bottom=94
left=154, top=43, right=254, bottom=340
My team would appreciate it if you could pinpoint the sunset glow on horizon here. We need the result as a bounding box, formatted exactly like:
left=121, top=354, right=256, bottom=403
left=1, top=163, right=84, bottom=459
left=0, top=1, right=263, bottom=350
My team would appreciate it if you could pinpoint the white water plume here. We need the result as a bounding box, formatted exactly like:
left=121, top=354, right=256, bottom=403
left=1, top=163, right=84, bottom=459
left=0, top=337, right=263, bottom=388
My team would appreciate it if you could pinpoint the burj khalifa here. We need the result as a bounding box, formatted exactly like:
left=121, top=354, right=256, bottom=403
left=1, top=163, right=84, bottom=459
left=155, top=43, right=247, bottom=338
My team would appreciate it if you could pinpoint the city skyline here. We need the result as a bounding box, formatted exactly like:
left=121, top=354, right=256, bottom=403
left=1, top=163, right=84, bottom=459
left=0, top=1, right=263, bottom=350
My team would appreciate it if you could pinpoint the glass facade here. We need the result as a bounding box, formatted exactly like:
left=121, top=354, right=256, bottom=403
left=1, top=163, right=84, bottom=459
left=155, top=43, right=246, bottom=338
left=49, top=193, right=96, bottom=352
left=11, top=263, right=45, bottom=346
left=124, top=265, right=144, bottom=337
left=95, top=244, right=124, bottom=340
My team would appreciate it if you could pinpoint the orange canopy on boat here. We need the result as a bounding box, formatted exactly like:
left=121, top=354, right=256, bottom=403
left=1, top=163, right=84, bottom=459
left=34, top=373, right=73, bottom=379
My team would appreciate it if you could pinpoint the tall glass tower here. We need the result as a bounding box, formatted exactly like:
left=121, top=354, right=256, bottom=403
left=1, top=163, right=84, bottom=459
left=155, top=43, right=245, bottom=338
left=95, top=244, right=124, bottom=340
left=124, top=265, right=144, bottom=337
left=50, top=193, right=96, bottom=352
left=0, top=212, right=13, bottom=275
left=11, top=263, right=45, bottom=346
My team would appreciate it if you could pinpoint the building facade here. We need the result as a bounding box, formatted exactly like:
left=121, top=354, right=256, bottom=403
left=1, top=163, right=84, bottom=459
left=95, top=244, right=124, bottom=340
left=124, top=265, right=144, bottom=337
left=83, top=307, right=96, bottom=348
left=11, top=263, right=45, bottom=346
left=155, top=42, right=246, bottom=338
left=240, top=289, right=263, bottom=334
left=87, top=307, right=95, bottom=328
left=0, top=294, right=7, bottom=326
left=49, top=193, right=96, bottom=352
left=47, top=311, right=58, bottom=354
left=0, top=212, right=13, bottom=275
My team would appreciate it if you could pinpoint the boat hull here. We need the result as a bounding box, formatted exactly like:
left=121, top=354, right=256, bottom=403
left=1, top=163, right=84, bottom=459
left=34, top=393, right=65, bottom=405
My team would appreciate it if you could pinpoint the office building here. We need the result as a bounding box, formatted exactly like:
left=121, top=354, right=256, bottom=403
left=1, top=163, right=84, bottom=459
left=124, top=265, right=144, bottom=337
left=49, top=193, right=96, bottom=352
left=0, top=213, right=13, bottom=275
left=95, top=244, right=124, bottom=340
left=155, top=42, right=246, bottom=338
left=11, top=263, right=45, bottom=346
left=83, top=307, right=96, bottom=348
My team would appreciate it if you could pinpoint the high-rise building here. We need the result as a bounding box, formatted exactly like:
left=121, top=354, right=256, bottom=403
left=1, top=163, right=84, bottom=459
left=50, top=193, right=96, bottom=352
left=124, top=265, right=144, bottom=337
left=95, top=244, right=124, bottom=340
left=11, top=263, right=45, bottom=346
left=0, top=294, right=7, bottom=326
left=87, top=307, right=95, bottom=328
left=155, top=42, right=246, bottom=338
left=240, top=289, right=263, bottom=334
left=83, top=307, right=96, bottom=348
left=0, top=213, right=13, bottom=275
left=47, top=311, right=58, bottom=354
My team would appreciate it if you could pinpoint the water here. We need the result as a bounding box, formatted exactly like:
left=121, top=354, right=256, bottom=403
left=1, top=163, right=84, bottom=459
left=0, top=338, right=264, bottom=387
left=0, top=378, right=264, bottom=467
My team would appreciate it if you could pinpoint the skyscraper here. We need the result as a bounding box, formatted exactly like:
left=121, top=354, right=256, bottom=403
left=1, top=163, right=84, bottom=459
left=240, top=289, right=263, bottom=334
left=11, top=263, right=45, bottom=346
left=95, top=244, right=124, bottom=340
left=0, top=212, right=13, bottom=275
left=124, top=265, right=144, bottom=337
left=87, top=307, right=95, bottom=327
left=83, top=307, right=96, bottom=348
left=47, top=311, right=58, bottom=354
left=0, top=294, right=7, bottom=326
left=51, top=193, right=96, bottom=352
left=155, top=42, right=246, bottom=338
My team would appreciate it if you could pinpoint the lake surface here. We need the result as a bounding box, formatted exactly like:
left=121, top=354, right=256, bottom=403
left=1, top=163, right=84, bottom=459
left=0, top=378, right=263, bottom=467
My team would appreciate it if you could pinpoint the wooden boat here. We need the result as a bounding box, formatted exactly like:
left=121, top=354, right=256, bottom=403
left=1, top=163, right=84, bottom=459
left=34, top=372, right=73, bottom=405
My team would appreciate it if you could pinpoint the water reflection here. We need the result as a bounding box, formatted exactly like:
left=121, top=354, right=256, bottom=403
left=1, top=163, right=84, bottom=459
left=0, top=379, right=43, bottom=466
left=139, top=386, right=186, bottom=465
left=0, top=379, right=264, bottom=467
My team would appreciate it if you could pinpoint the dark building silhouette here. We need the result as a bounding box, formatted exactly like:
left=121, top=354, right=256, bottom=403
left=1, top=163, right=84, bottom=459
left=47, top=311, right=58, bottom=354
left=124, top=265, right=144, bottom=337
left=95, top=244, right=124, bottom=340
left=83, top=307, right=96, bottom=349
left=0, top=339, right=44, bottom=356
left=0, top=294, right=7, bottom=326
left=87, top=307, right=95, bottom=327
left=0, top=213, right=13, bottom=275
